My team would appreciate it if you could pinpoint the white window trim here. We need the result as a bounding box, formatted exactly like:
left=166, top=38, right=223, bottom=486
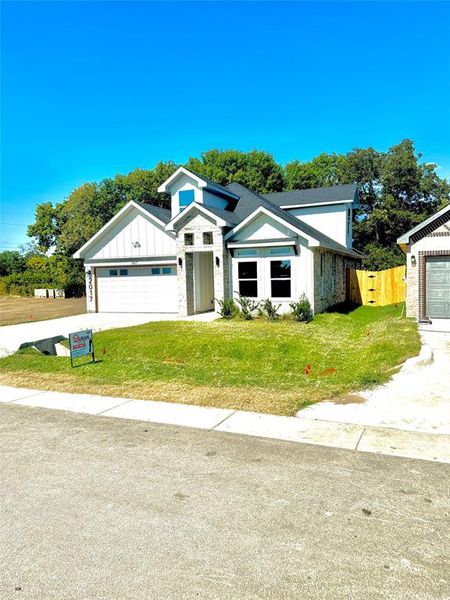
left=228, top=240, right=296, bottom=249
left=236, top=260, right=259, bottom=298
left=232, top=247, right=297, bottom=302
left=269, top=258, right=292, bottom=300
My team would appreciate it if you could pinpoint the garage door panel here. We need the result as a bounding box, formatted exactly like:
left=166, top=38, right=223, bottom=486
left=426, top=257, right=450, bottom=319
left=97, top=266, right=177, bottom=313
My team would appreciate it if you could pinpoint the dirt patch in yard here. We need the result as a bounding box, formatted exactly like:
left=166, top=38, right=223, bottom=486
left=0, top=297, right=86, bottom=326
left=331, top=394, right=367, bottom=405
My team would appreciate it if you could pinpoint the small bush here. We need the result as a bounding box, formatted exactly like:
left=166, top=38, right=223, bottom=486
left=290, top=294, right=313, bottom=323
left=216, top=297, right=237, bottom=319
left=235, top=293, right=260, bottom=320
left=258, top=298, right=281, bottom=321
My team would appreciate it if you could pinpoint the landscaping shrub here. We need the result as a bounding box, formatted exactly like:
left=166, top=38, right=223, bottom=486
left=216, top=297, right=237, bottom=319
left=235, top=293, right=260, bottom=320
left=290, top=294, right=313, bottom=323
left=258, top=298, right=281, bottom=321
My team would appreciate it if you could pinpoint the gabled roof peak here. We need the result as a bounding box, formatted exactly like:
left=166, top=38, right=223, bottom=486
left=157, top=166, right=239, bottom=200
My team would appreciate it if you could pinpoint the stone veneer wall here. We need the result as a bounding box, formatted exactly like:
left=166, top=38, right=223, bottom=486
left=313, top=250, right=360, bottom=314
left=175, top=211, right=230, bottom=316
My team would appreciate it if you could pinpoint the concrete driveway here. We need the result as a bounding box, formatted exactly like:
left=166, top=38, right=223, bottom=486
left=0, top=312, right=177, bottom=357
left=1, top=402, right=449, bottom=600
left=298, top=320, right=450, bottom=434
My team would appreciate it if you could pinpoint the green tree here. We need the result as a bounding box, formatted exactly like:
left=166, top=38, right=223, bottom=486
left=285, top=153, right=349, bottom=190
left=186, top=149, right=284, bottom=193
left=0, top=251, right=26, bottom=276
left=27, top=202, right=59, bottom=252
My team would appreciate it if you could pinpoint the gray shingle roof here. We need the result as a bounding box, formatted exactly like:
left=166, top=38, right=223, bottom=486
left=263, top=183, right=358, bottom=207
left=139, top=203, right=172, bottom=224
left=225, top=183, right=363, bottom=258
left=203, top=205, right=241, bottom=226
left=185, top=168, right=240, bottom=200
left=140, top=181, right=363, bottom=258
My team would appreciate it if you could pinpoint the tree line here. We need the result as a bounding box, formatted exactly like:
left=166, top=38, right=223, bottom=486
left=1, top=139, right=449, bottom=295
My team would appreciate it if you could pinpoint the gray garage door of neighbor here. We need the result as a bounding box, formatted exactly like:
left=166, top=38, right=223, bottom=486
left=426, top=256, right=450, bottom=318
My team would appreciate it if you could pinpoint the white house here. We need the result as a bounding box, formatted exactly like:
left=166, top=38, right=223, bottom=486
left=74, top=167, right=363, bottom=316
left=398, top=204, right=450, bottom=321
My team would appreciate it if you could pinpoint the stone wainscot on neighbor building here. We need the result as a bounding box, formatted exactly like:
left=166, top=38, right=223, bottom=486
left=398, top=203, right=450, bottom=321
left=74, top=167, right=364, bottom=316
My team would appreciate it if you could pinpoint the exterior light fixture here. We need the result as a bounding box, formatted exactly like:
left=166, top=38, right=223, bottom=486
left=133, top=241, right=141, bottom=249
left=215, top=256, right=220, bottom=268
left=411, top=255, right=417, bottom=267
left=178, top=257, right=183, bottom=268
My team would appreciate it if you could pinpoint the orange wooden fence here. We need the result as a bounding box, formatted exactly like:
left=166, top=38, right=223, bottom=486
left=346, top=265, right=406, bottom=306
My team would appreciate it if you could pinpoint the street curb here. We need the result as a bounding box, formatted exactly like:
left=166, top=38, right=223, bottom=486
left=0, top=385, right=448, bottom=464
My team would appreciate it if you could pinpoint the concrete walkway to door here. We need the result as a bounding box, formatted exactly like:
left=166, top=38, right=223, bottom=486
left=0, top=311, right=218, bottom=358
left=297, top=320, right=450, bottom=435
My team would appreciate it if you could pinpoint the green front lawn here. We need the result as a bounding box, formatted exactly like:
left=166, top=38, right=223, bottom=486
left=0, top=304, right=420, bottom=415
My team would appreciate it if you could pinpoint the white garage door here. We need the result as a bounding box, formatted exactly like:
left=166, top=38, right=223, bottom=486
left=96, top=266, right=177, bottom=313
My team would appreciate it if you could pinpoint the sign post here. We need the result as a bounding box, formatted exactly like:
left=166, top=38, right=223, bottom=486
left=69, top=329, right=95, bottom=367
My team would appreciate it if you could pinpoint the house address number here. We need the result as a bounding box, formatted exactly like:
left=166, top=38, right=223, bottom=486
left=87, top=270, right=94, bottom=302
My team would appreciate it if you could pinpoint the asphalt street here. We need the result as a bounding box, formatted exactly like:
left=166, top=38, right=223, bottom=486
left=1, top=403, right=449, bottom=600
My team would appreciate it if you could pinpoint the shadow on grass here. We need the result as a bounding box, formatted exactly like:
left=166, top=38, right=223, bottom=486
left=71, top=359, right=103, bottom=369
left=325, top=302, right=361, bottom=315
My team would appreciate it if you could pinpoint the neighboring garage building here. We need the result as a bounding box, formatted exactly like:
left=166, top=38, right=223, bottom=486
left=398, top=204, right=450, bottom=321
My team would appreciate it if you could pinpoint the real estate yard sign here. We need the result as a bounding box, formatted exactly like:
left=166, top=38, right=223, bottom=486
left=69, top=329, right=95, bottom=367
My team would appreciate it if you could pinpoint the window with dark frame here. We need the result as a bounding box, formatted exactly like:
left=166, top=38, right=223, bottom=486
left=119, top=269, right=128, bottom=276
left=151, top=267, right=161, bottom=275
left=238, top=262, right=258, bottom=297
left=184, top=233, right=194, bottom=246
left=109, top=269, right=118, bottom=276
left=203, top=232, right=213, bottom=245
left=270, top=260, right=291, bottom=298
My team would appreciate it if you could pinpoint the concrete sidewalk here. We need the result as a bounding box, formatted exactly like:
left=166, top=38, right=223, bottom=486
left=1, top=385, right=448, bottom=464
left=297, top=324, right=450, bottom=435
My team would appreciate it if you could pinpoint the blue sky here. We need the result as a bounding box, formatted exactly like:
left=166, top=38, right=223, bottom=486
left=2, top=1, right=450, bottom=250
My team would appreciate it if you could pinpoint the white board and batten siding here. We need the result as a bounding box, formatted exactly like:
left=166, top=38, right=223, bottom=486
left=87, top=210, right=176, bottom=260
left=83, top=206, right=177, bottom=313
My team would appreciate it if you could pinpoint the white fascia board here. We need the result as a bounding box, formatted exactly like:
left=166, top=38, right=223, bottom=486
left=227, top=240, right=296, bottom=249
left=165, top=202, right=228, bottom=231
left=157, top=167, right=207, bottom=193
left=224, top=206, right=318, bottom=244
left=73, top=201, right=170, bottom=259
left=280, top=199, right=353, bottom=209
left=85, top=258, right=177, bottom=267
